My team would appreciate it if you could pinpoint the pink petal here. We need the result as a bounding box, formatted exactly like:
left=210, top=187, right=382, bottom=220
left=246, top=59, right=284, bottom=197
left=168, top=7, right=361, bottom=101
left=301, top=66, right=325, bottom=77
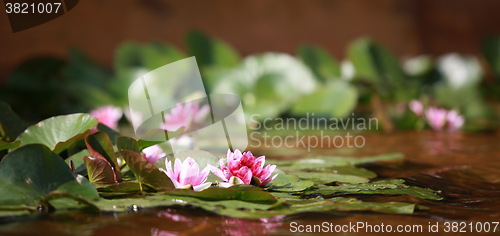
left=210, top=165, right=228, bottom=182
left=261, top=173, right=279, bottom=186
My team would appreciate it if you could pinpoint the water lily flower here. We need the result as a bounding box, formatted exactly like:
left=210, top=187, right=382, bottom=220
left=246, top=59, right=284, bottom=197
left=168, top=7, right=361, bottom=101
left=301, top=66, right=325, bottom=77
left=142, top=145, right=166, bottom=163
left=162, top=102, right=210, bottom=132
left=161, top=157, right=211, bottom=191
left=446, top=110, right=464, bottom=131
left=425, top=107, right=448, bottom=131
left=90, top=106, right=123, bottom=130
left=425, top=107, right=464, bottom=131
left=211, top=149, right=277, bottom=187
left=409, top=100, right=424, bottom=116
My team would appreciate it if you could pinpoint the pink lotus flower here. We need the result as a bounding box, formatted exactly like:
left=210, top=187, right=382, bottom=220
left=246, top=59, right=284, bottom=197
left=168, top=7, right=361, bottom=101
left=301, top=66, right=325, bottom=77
left=142, top=145, right=166, bottom=163
left=161, top=157, right=211, bottom=191
left=90, top=106, right=123, bottom=130
left=211, top=149, right=277, bottom=187
left=409, top=100, right=424, bottom=116
left=162, top=102, right=210, bottom=132
left=446, top=110, right=464, bottom=131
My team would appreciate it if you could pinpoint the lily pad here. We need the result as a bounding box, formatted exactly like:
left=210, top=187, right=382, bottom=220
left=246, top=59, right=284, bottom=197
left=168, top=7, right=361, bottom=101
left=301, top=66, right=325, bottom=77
left=0, top=144, right=99, bottom=206
left=168, top=187, right=278, bottom=204
left=267, top=173, right=315, bottom=192
left=305, top=179, right=442, bottom=200
left=289, top=171, right=369, bottom=184
left=17, top=113, right=98, bottom=153
left=268, top=153, right=403, bottom=169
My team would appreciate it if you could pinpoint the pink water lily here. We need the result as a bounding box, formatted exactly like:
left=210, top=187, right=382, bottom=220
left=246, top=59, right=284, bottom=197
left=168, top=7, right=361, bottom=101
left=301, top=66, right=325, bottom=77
left=211, top=149, right=277, bottom=187
left=446, top=110, right=465, bottom=131
left=90, top=106, right=123, bottom=130
left=142, top=145, right=165, bottom=163
left=162, top=157, right=211, bottom=191
left=425, top=107, right=464, bottom=131
left=425, top=107, right=448, bottom=131
left=162, top=102, right=210, bottom=132
left=409, top=100, right=424, bottom=116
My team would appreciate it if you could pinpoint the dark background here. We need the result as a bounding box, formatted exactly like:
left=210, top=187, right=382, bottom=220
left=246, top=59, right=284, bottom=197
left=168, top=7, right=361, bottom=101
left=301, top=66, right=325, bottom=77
left=1, top=0, right=500, bottom=83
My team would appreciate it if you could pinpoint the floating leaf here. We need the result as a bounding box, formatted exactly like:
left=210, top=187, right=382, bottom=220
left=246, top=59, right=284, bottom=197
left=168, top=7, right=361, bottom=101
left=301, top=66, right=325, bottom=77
left=97, top=182, right=142, bottom=193
left=289, top=171, right=369, bottom=184
left=305, top=179, right=442, bottom=200
left=291, top=80, right=358, bottom=118
left=92, top=195, right=414, bottom=218
left=168, top=187, right=278, bottom=204
left=214, top=53, right=317, bottom=119
left=268, top=153, right=403, bottom=169
left=17, top=114, right=98, bottom=153
left=347, top=38, right=409, bottom=99
left=0, top=144, right=99, bottom=206
left=186, top=30, right=240, bottom=68
left=267, top=173, right=314, bottom=192
left=297, top=45, right=341, bottom=82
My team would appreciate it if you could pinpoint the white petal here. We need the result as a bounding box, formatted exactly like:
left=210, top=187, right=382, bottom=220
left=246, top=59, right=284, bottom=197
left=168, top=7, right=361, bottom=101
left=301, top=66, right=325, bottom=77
left=193, top=182, right=212, bottom=191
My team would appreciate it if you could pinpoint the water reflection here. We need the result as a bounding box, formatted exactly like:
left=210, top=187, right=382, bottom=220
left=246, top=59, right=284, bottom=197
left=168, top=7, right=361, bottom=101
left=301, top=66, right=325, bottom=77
left=218, top=216, right=284, bottom=236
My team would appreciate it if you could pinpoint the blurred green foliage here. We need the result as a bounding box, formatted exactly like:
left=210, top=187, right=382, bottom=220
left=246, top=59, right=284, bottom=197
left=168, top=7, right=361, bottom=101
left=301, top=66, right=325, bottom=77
left=1, top=30, right=499, bottom=131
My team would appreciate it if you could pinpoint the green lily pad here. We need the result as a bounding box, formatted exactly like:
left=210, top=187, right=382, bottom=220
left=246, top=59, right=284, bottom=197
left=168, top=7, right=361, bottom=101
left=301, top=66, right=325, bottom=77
left=168, top=187, right=278, bottom=204
left=0, top=144, right=99, bottom=206
left=186, top=30, right=240, bottom=68
left=17, top=113, right=98, bottom=154
left=267, top=173, right=315, bottom=192
left=305, top=179, right=442, bottom=200
left=297, top=45, right=341, bottom=82
left=268, top=153, right=403, bottom=169
left=291, top=80, right=358, bottom=118
left=289, top=171, right=369, bottom=184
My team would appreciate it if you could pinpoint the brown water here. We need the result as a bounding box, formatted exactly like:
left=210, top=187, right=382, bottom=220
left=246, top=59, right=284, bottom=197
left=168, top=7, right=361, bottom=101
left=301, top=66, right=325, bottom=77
left=1, top=131, right=499, bottom=235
